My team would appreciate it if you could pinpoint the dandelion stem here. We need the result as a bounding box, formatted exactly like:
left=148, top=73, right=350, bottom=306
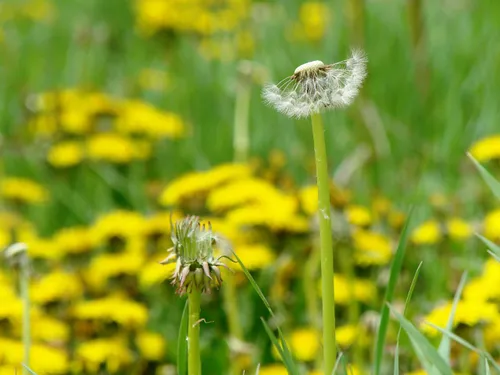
left=21, top=253, right=31, bottom=374
left=233, top=80, right=251, bottom=162
left=188, top=290, right=202, bottom=375
left=310, top=112, right=336, bottom=372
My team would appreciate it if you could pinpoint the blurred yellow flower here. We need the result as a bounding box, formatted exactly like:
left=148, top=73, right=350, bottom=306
left=47, top=141, right=84, bottom=168
left=484, top=209, right=500, bottom=241
left=289, top=327, right=319, bottom=362
left=60, top=109, right=92, bottom=134
left=298, top=1, right=329, bottom=42
left=75, top=337, right=133, bottom=373
left=258, top=364, right=288, bottom=375
left=139, top=257, right=176, bottom=289
left=309, top=364, right=363, bottom=375
left=469, top=135, right=500, bottom=162
left=411, top=220, right=442, bottom=245
left=319, top=274, right=375, bottom=305
left=53, top=226, right=96, bottom=255
left=336, top=324, right=359, bottom=348
left=92, top=210, right=147, bottom=244
left=72, top=296, right=148, bottom=328
left=159, top=163, right=252, bottom=206
left=353, top=230, right=392, bottom=266
left=144, top=210, right=183, bottom=237
left=26, top=315, right=70, bottom=343
left=0, top=338, right=68, bottom=373
left=232, top=244, right=276, bottom=271
left=446, top=218, right=472, bottom=240
left=31, top=271, right=83, bottom=304
left=299, top=185, right=318, bottom=216
left=25, top=236, right=62, bottom=260
left=85, top=251, right=146, bottom=289
left=135, top=331, right=166, bottom=360
left=345, top=205, right=372, bottom=227
left=86, top=133, right=150, bottom=163
left=463, top=258, right=500, bottom=301
left=420, top=300, right=499, bottom=336
left=0, top=177, right=49, bottom=204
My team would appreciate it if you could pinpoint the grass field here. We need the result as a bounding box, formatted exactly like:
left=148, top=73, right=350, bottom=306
left=1, top=0, right=500, bottom=374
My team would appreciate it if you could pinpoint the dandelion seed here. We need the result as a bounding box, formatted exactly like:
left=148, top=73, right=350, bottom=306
left=262, top=49, right=367, bottom=118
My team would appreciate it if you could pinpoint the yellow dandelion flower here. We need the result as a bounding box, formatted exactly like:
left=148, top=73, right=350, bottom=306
left=484, top=209, right=500, bottom=241
left=258, top=364, right=288, bottom=375
left=420, top=300, right=499, bottom=336
left=469, top=135, right=500, bottom=162
left=446, top=218, right=472, bottom=240
left=86, top=133, right=150, bottom=163
left=372, top=196, right=392, bottom=218
left=0, top=228, right=10, bottom=249
left=144, top=210, right=183, bottom=237
left=31, top=271, right=83, bottom=304
left=345, top=205, right=372, bottom=227
left=231, top=244, right=276, bottom=271
left=353, top=230, right=392, bottom=266
left=0, top=177, right=49, bottom=204
left=24, top=315, right=70, bottom=343
left=298, top=2, right=329, bottom=42
left=159, top=163, right=252, bottom=206
left=336, top=324, right=358, bottom=348
left=207, top=178, right=283, bottom=212
left=24, top=236, right=62, bottom=260
left=91, top=210, right=147, bottom=244
left=47, top=141, right=84, bottom=168
left=298, top=185, right=318, bottom=216
left=60, top=109, right=92, bottom=134
left=0, top=338, right=69, bottom=373
left=318, top=274, right=375, bottom=305
left=309, top=364, right=363, bottom=375
left=53, top=226, right=96, bottom=255
left=410, top=220, right=442, bottom=245
left=139, top=256, right=176, bottom=289
left=136, top=331, right=166, bottom=361
left=85, top=251, right=146, bottom=289
left=289, top=327, right=320, bottom=362
left=484, top=317, right=500, bottom=348
left=75, top=337, right=133, bottom=373
left=72, top=296, right=148, bottom=328
left=405, top=371, right=428, bottom=375
left=463, top=258, right=500, bottom=301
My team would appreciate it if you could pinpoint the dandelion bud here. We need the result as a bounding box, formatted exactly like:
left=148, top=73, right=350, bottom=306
left=166, top=216, right=232, bottom=295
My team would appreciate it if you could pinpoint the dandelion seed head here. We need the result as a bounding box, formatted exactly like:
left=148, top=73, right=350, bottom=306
left=262, top=49, right=367, bottom=118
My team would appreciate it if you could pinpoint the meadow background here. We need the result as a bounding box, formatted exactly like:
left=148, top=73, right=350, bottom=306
left=1, top=0, right=500, bottom=374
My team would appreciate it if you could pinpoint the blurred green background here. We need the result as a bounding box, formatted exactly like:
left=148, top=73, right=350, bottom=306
left=1, top=0, right=500, bottom=374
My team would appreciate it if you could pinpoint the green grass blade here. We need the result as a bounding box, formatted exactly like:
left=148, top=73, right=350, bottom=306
left=467, top=152, right=500, bottom=200
left=485, top=356, right=491, bottom=375
left=476, top=233, right=500, bottom=259
left=332, top=352, right=344, bottom=374
left=437, top=272, right=468, bottom=363
left=389, top=305, right=453, bottom=375
left=260, top=318, right=300, bottom=375
left=394, top=261, right=423, bottom=375
left=373, top=207, right=413, bottom=375
left=487, top=250, right=500, bottom=262
left=22, top=364, right=38, bottom=375
left=232, top=248, right=299, bottom=375
left=177, top=299, right=189, bottom=375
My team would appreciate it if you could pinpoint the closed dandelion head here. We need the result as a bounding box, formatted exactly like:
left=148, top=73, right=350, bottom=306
left=160, top=215, right=232, bottom=295
left=262, top=49, right=367, bottom=118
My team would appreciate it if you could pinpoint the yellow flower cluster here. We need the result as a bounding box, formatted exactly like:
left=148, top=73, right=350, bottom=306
left=411, top=217, right=473, bottom=245
left=469, top=134, right=500, bottom=162
left=0, top=177, right=49, bottom=204
left=291, top=2, right=330, bottom=42
left=28, top=89, right=185, bottom=167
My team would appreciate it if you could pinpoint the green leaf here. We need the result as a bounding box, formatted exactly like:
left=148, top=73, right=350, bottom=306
left=22, top=365, right=38, bottom=375
left=394, top=261, right=423, bottom=375
left=467, top=152, right=500, bottom=200
left=389, top=305, right=453, bottom=375
left=373, top=207, right=413, bottom=375
left=487, top=250, right=500, bottom=262
left=177, top=300, right=189, bottom=375
left=485, top=356, right=491, bottom=375
left=476, top=233, right=500, bottom=259
left=437, top=272, right=468, bottom=363
left=260, top=318, right=300, bottom=375
left=231, top=248, right=299, bottom=375
left=426, top=323, right=500, bottom=373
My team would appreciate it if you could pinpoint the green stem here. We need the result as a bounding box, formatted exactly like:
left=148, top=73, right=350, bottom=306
left=222, top=272, right=244, bottom=375
left=188, top=290, right=202, bottom=375
left=233, top=82, right=251, bottom=163
left=311, top=113, right=336, bottom=373
left=21, top=254, right=31, bottom=373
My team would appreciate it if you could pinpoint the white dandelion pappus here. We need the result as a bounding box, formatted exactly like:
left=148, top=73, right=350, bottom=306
left=262, top=49, right=368, bottom=118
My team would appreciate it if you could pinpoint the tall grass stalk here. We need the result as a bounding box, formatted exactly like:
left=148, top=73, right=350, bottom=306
left=310, top=112, right=337, bottom=373
left=408, top=0, right=429, bottom=97
left=188, top=290, right=201, bottom=375
left=233, top=72, right=252, bottom=163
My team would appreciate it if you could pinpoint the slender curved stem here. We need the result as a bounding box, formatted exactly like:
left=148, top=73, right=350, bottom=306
left=311, top=113, right=336, bottom=373
left=188, top=290, right=201, bottom=375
